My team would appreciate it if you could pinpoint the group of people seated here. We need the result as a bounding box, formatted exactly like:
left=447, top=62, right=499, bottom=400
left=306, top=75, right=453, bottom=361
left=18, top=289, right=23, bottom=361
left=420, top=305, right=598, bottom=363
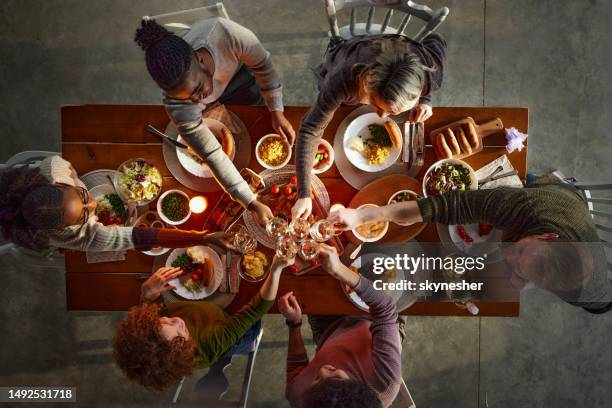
left=0, top=14, right=608, bottom=408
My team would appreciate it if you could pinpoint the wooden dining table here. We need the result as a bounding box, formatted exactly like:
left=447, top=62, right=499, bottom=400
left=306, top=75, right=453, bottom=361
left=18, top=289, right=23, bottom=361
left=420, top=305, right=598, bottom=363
left=62, top=104, right=528, bottom=316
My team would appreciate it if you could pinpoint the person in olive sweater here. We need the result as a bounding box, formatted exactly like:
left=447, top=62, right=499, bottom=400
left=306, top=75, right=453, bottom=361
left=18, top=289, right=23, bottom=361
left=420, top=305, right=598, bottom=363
left=329, top=178, right=611, bottom=313
left=113, top=255, right=293, bottom=390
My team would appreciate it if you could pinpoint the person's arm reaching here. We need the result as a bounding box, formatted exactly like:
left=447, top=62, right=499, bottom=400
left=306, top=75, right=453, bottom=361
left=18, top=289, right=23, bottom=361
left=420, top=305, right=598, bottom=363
left=221, top=19, right=295, bottom=143
left=328, top=201, right=423, bottom=231
left=164, top=98, right=256, bottom=207
left=278, top=292, right=309, bottom=394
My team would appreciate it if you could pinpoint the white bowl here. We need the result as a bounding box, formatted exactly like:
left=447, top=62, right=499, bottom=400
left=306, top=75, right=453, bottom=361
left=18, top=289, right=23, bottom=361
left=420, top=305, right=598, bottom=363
left=352, top=204, right=389, bottom=242
left=343, top=113, right=402, bottom=173
left=157, top=189, right=192, bottom=225
left=312, top=139, right=335, bottom=174
left=422, top=158, right=478, bottom=198
left=113, top=158, right=163, bottom=206
left=176, top=118, right=236, bottom=178
left=387, top=189, right=419, bottom=226
left=256, top=134, right=292, bottom=170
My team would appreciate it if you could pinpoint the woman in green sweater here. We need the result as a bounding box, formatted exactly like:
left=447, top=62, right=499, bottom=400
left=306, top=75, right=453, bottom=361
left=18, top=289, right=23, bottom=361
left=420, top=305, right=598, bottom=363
left=113, top=255, right=292, bottom=390
left=329, top=179, right=611, bottom=312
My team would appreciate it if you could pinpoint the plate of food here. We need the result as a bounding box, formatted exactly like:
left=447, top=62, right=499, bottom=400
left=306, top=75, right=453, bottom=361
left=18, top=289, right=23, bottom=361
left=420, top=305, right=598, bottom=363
left=113, top=158, right=163, bottom=205
left=312, top=139, right=334, bottom=174
left=344, top=252, right=406, bottom=311
left=256, top=134, right=292, bottom=170
left=157, top=189, right=191, bottom=225
left=238, top=251, right=270, bottom=282
left=166, top=246, right=223, bottom=300
left=89, top=184, right=133, bottom=226
left=343, top=113, right=402, bottom=172
left=422, top=158, right=478, bottom=197
left=352, top=204, right=389, bottom=242
left=175, top=118, right=236, bottom=178
left=387, top=189, right=420, bottom=226
left=445, top=222, right=503, bottom=255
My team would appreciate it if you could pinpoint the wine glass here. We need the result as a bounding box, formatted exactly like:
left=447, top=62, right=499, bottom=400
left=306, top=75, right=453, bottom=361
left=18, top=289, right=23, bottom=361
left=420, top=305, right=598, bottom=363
left=309, top=219, right=340, bottom=242
left=289, top=218, right=310, bottom=241
left=275, top=232, right=299, bottom=260
left=299, top=238, right=320, bottom=261
left=228, top=224, right=257, bottom=254
left=266, top=217, right=288, bottom=239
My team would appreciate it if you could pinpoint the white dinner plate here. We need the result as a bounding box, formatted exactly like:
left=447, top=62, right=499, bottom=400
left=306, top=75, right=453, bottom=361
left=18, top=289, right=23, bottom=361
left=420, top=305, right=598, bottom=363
left=343, top=112, right=402, bottom=173
left=165, top=246, right=223, bottom=300
left=175, top=118, right=236, bottom=178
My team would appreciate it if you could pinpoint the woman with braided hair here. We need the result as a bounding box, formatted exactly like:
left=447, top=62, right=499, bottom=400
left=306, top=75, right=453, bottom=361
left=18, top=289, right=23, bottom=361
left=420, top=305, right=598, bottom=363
left=0, top=156, right=237, bottom=252
left=291, top=33, right=447, bottom=220
left=134, top=18, right=294, bottom=226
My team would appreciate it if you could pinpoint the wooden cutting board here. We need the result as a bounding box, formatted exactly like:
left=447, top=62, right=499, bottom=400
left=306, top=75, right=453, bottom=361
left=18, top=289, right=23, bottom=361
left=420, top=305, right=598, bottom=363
left=429, top=117, right=504, bottom=160
left=347, top=174, right=427, bottom=244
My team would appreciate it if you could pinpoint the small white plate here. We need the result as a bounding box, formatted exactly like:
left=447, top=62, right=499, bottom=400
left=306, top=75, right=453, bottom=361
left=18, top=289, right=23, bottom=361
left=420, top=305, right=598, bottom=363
left=448, top=223, right=503, bottom=255
left=343, top=113, right=402, bottom=173
left=387, top=190, right=420, bottom=226
left=176, top=118, right=235, bottom=178
left=312, top=139, right=335, bottom=174
left=165, top=246, right=223, bottom=300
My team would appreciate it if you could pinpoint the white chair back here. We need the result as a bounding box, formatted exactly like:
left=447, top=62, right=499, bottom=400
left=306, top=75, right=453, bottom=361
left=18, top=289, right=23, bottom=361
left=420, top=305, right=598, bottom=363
left=390, top=379, right=417, bottom=408
left=324, top=0, right=449, bottom=42
left=143, top=2, right=229, bottom=33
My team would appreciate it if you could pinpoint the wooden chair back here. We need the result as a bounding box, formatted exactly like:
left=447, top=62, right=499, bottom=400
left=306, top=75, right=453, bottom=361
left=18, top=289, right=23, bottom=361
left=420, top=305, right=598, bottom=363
left=142, top=2, right=229, bottom=33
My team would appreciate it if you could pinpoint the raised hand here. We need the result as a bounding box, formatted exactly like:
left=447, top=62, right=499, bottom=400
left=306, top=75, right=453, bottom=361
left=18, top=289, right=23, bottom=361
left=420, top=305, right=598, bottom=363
left=278, top=291, right=302, bottom=325
left=141, top=267, right=183, bottom=302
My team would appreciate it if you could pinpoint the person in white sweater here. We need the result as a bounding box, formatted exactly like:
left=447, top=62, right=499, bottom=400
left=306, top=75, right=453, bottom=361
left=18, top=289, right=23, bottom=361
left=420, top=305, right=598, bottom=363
left=135, top=18, right=295, bottom=225
left=0, top=156, right=235, bottom=252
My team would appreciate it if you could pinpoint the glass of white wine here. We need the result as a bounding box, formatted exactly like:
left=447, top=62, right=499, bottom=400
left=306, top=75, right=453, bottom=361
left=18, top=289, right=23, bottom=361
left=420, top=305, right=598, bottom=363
left=309, top=219, right=341, bottom=242
left=289, top=218, right=310, bottom=241
left=299, top=238, right=320, bottom=261
left=266, top=217, right=288, bottom=239
left=275, top=232, right=299, bottom=260
left=227, top=224, right=257, bottom=254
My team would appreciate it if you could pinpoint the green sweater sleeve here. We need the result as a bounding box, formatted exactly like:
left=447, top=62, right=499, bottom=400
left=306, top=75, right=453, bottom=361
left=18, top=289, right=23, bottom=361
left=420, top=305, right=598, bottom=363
left=199, top=294, right=273, bottom=365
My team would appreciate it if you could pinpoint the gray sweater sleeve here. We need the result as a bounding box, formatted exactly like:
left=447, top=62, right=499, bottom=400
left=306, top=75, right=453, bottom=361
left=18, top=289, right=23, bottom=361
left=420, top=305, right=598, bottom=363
left=164, top=98, right=256, bottom=207
left=354, top=277, right=403, bottom=387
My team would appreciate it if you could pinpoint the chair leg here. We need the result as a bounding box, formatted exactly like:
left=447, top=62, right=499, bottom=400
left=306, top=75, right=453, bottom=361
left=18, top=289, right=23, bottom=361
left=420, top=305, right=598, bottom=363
left=239, top=328, right=263, bottom=408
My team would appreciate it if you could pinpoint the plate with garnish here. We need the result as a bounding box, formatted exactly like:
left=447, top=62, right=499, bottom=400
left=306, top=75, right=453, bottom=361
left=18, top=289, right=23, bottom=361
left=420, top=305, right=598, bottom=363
left=166, top=246, right=223, bottom=300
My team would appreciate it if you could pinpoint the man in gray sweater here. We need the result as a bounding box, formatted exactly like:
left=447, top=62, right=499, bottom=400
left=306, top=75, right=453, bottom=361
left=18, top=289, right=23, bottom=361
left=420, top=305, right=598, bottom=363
left=135, top=18, right=295, bottom=225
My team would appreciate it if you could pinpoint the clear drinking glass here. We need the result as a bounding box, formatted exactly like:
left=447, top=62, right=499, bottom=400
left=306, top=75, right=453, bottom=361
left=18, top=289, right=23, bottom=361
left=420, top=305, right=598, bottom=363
left=266, top=217, right=288, bottom=239
left=299, top=238, right=320, bottom=261
left=275, top=232, right=299, bottom=260
left=228, top=224, right=257, bottom=254
left=309, top=219, right=340, bottom=242
left=289, top=218, right=310, bottom=241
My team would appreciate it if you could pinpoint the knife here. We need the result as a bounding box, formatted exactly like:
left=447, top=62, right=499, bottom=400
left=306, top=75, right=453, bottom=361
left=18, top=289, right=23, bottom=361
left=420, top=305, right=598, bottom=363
left=225, top=250, right=232, bottom=292
left=145, top=124, right=189, bottom=149
left=414, top=122, right=425, bottom=166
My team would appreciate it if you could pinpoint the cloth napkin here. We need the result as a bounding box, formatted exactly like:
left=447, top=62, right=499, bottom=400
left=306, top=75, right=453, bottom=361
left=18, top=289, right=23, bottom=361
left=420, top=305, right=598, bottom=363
left=86, top=250, right=126, bottom=264
left=475, top=155, right=523, bottom=189
left=219, top=253, right=240, bottom=294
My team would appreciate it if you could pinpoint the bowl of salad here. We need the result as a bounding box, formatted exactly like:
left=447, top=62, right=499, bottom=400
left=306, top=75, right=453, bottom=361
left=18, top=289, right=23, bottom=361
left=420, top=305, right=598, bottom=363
left=157, top=189, right=191, bottom=225
left=387, top=189, right=419, bottom=226
left=312, top=139, right=334, bottom=174
left=422, top=159, right=478, bottom=197
left=113, top=158, right=163, bottom=206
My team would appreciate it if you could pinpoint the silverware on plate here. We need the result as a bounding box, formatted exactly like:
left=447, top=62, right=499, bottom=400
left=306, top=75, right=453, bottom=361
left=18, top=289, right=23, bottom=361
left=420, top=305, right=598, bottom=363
left=145, top=124, right=189, bottom=149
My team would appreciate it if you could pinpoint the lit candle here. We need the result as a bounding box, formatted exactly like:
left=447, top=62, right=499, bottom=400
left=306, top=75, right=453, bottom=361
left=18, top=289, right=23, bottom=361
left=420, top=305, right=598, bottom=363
left=189, top=196, right=208, bottom=214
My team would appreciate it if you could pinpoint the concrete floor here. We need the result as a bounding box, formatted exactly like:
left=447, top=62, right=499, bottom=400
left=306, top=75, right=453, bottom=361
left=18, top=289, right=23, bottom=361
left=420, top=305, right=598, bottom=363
left=1, top=0, right=611, bottom=407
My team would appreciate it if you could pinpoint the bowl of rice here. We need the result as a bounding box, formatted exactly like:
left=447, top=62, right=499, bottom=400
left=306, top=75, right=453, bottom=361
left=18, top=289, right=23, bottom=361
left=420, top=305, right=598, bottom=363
left=256, top=134, right=292, bottom=170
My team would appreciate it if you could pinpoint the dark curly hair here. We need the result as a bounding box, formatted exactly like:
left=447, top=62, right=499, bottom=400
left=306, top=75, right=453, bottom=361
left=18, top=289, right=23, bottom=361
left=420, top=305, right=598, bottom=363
left=134, top=19, right=193, bottom=90
left=0, top=167, right=64, bottom=250
left=113, top=303, right=197, bottom=390
left=301, top=378, right=382, bottom=408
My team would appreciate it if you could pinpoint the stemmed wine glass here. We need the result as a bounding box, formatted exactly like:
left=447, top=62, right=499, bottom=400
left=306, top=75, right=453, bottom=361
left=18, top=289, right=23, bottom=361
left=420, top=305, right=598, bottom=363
left=227, top=224, right=257, bottom=254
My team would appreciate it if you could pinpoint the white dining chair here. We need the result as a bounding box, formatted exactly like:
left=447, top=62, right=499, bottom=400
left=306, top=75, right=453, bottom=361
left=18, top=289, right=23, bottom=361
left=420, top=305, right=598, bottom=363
left=142, top=2, right=230, bottom=34
left=391, top=379, right=417, bottom=408
left=323, top=0, right=449, bottom=43
left=171, top=327, right=263, bottom=407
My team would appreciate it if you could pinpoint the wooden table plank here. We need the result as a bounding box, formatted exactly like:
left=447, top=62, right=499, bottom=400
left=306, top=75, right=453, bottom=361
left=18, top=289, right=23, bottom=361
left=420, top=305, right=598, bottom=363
left=65, top=273, right=519, bottom=316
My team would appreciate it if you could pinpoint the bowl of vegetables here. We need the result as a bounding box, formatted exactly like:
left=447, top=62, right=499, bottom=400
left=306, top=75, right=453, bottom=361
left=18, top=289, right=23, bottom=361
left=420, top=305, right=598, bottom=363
left=312, top=139, right=334, bottom=174
left=90, top=184, right=133, bottom=226
left=387, top=189, right=419, bottom=226
left=157, top=189, right=191, bottom=225
left=113, top=158, right=163, bottom=206
left=422, top=158, right=478, bottom=198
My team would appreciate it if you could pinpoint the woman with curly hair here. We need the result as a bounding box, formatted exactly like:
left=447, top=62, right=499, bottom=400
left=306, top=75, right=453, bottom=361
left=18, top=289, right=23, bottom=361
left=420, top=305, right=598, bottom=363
left=134, top=17, right=295, bottom=226
left=114, top=254, right=292, bottom=390
left=0, top=155, right=235, bottom=252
